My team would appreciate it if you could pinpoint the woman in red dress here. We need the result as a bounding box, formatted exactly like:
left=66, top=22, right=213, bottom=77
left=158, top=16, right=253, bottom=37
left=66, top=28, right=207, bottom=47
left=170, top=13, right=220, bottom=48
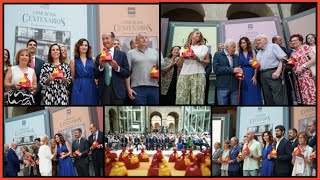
left=289, top=34, right=316, bottom=105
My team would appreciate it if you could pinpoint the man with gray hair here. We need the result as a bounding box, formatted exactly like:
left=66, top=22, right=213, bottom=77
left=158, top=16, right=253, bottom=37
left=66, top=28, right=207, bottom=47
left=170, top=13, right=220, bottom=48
left=227, top=137, right=242, bottom=176
left=6, top=142, right=22, bottom=176
left=212, top=39, right=242, bottom=105
left=240, top=130, right=262, bottom=176
left=255, top=34, right=288, bottom=105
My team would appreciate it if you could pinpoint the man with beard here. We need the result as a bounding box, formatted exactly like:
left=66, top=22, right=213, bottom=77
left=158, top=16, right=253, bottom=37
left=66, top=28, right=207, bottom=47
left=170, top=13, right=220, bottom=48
left=72, top=128, right=90, bottom=176
left=272, top=125, right=293, bottom=176
left=288, top=128, right=298, bottom=148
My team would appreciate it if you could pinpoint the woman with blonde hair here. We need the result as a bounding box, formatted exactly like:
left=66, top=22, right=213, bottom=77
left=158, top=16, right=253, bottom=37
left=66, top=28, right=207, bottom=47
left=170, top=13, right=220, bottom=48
left=4, top=48, right=37, bottom=105
left=38, top=135, right=54, bottom=176
left=176, top=30, right=210, bottom=104
left=221, top=140, right=230, bottom=176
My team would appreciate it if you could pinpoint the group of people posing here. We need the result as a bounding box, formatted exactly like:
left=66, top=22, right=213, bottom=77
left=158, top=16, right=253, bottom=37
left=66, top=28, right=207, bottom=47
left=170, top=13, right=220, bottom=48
left=212, top=121, right=316, bottom=176
left=4, top=124, right=104, bottom=177
left=161, top=31, right=316, bottom=105
left=4, top=32, right=159, bottom=105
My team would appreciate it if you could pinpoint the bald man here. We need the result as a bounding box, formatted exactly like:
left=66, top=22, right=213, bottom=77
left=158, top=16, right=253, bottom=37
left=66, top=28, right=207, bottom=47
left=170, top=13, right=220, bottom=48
left=95, top=32, right=130, bottom=105
left=241, top=130, right=262, bottom=176
left=88, top=124, right=104, bottom=176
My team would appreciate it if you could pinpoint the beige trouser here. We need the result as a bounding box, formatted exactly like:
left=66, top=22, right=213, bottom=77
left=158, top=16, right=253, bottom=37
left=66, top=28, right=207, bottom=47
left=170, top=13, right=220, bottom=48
left=176, top=73, right=206, bottom=105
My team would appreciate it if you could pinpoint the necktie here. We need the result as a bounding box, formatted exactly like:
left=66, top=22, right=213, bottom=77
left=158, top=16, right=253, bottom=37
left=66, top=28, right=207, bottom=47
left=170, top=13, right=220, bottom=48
left=93, top=134, right=96, bottom=141
left=77, top=139, right=81, bottom=146
left=104, top=49, right=110, bottom=86
left=30, top=57, right=35, bottom=69
left=228, top=55, right=233, bottom=67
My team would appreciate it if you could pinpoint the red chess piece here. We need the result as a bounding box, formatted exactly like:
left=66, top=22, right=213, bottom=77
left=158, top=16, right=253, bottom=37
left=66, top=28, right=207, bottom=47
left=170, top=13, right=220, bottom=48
left=123, top=148, right=140, bottom=169
left=174, top=149, right=190, bottom=170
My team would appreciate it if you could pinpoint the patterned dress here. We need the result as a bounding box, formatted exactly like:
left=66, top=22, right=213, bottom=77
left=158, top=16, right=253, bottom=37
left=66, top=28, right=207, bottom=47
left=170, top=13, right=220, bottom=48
left=5, top=66, right=35, bottom=105
left=40, top=63, right=71, bottom=105
left=291, top=45, right=316, bottom=105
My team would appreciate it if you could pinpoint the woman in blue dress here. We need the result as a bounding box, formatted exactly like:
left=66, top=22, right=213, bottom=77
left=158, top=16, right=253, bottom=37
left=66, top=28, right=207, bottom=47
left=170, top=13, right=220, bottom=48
left=260, top=131, right=274, bottom=176
left=238, top=37, right=262, bottom=105
left=54, top=133, right=76, bottom=176
left=70, top=38, right=98, bottom=105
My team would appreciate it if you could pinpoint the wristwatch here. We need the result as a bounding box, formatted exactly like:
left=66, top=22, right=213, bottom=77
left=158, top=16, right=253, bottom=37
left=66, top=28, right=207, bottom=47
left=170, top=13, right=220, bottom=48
left=303, top=64, right=307, bottom=69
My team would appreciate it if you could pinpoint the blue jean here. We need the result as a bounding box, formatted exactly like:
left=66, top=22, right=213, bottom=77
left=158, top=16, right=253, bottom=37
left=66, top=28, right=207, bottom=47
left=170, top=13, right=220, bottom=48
left=217, top=89, right=238, bottom=105
left=132, top=86, right=159, bottom=105
left=243, top=169, right=258, bottom=176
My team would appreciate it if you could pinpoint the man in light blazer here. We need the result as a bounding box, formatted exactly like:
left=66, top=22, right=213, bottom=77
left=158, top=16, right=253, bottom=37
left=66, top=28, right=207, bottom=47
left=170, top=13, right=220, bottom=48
left=212, top=142, right=223, bottom=176
left=95, top=32, right=130, bottom=105
left=27, top=39, right=45, bottom=105
left=72, top=128, right=90, bottom=176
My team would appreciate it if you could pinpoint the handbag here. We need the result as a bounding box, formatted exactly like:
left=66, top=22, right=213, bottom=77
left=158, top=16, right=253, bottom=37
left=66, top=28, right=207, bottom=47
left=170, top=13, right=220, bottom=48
left=301, top=46, right=316, bottom=77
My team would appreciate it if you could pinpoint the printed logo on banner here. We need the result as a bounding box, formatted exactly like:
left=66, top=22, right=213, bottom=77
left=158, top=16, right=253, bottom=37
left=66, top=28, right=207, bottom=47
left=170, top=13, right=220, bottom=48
left=67, top=108, right=71, bottom=115
left=22, top=120, right=26, bottom=126
left=128, top=7, right=136, bottom=17
left=248, top=24, right=253, bottom=30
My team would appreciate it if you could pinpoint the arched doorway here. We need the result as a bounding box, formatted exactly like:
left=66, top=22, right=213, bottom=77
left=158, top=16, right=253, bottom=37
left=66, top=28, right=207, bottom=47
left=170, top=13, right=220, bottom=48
left=150, top=111, right=162, bottom=133
left=226, top=4, right=274, bottom=20
left=161, top=4, right=205, bottom=22
left=167, top=112, right=179, bottom=132
left=291, top=4, right=316, bottom=16
left=109, top=109, right=117, bottom=133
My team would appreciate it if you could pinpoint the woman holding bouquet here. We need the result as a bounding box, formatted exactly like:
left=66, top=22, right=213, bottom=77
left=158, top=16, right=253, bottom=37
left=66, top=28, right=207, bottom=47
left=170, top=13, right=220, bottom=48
left=55, top=133, right=76, bottom=176
left=176, top=30, right=210, bottom=104
left=40, top=44, right=71, bottom=105
left=4, top=48, right=36, bottom=105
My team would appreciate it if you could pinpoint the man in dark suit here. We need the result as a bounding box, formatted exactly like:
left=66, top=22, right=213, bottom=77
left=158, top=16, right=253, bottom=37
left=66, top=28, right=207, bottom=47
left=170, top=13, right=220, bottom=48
left=273, top=125, right=293, bottom=176
left=26, top=39, right=45, bottom=105
left=134, top=135, right=140, bottom=151
left=146, top=135, right=152, bottom=150
left=288, top=128, right=298, bottom=148
left=4, top=144, right=9, bottom=177
left=88, top=124, right=104, bottom=176
left=6, top=142, right=22, bottom=176
left=34, top=138, right=41, bottom=176
left=308, top=120, right=316, bottom=176
left=228, top=137, right=242, bottom=176
left=72, top=128, right=90, bottom=176
left=95, top=32, right=130, bottom=105
left=212, top=142, right=223, bottom=176
left=120, top=135, right=128, bottom=148
left=212, top=39, right=243, bottom=105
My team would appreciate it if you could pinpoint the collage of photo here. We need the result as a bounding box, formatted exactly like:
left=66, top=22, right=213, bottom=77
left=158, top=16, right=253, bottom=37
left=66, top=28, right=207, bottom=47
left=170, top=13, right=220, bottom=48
left=2, top=2, right=317, bottom=178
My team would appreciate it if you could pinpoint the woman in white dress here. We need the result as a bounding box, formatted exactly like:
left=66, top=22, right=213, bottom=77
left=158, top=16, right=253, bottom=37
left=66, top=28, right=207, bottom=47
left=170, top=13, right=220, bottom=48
left=292, top=132, right=313, bottom=176
left=38, top=135, right=55, bottom=176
